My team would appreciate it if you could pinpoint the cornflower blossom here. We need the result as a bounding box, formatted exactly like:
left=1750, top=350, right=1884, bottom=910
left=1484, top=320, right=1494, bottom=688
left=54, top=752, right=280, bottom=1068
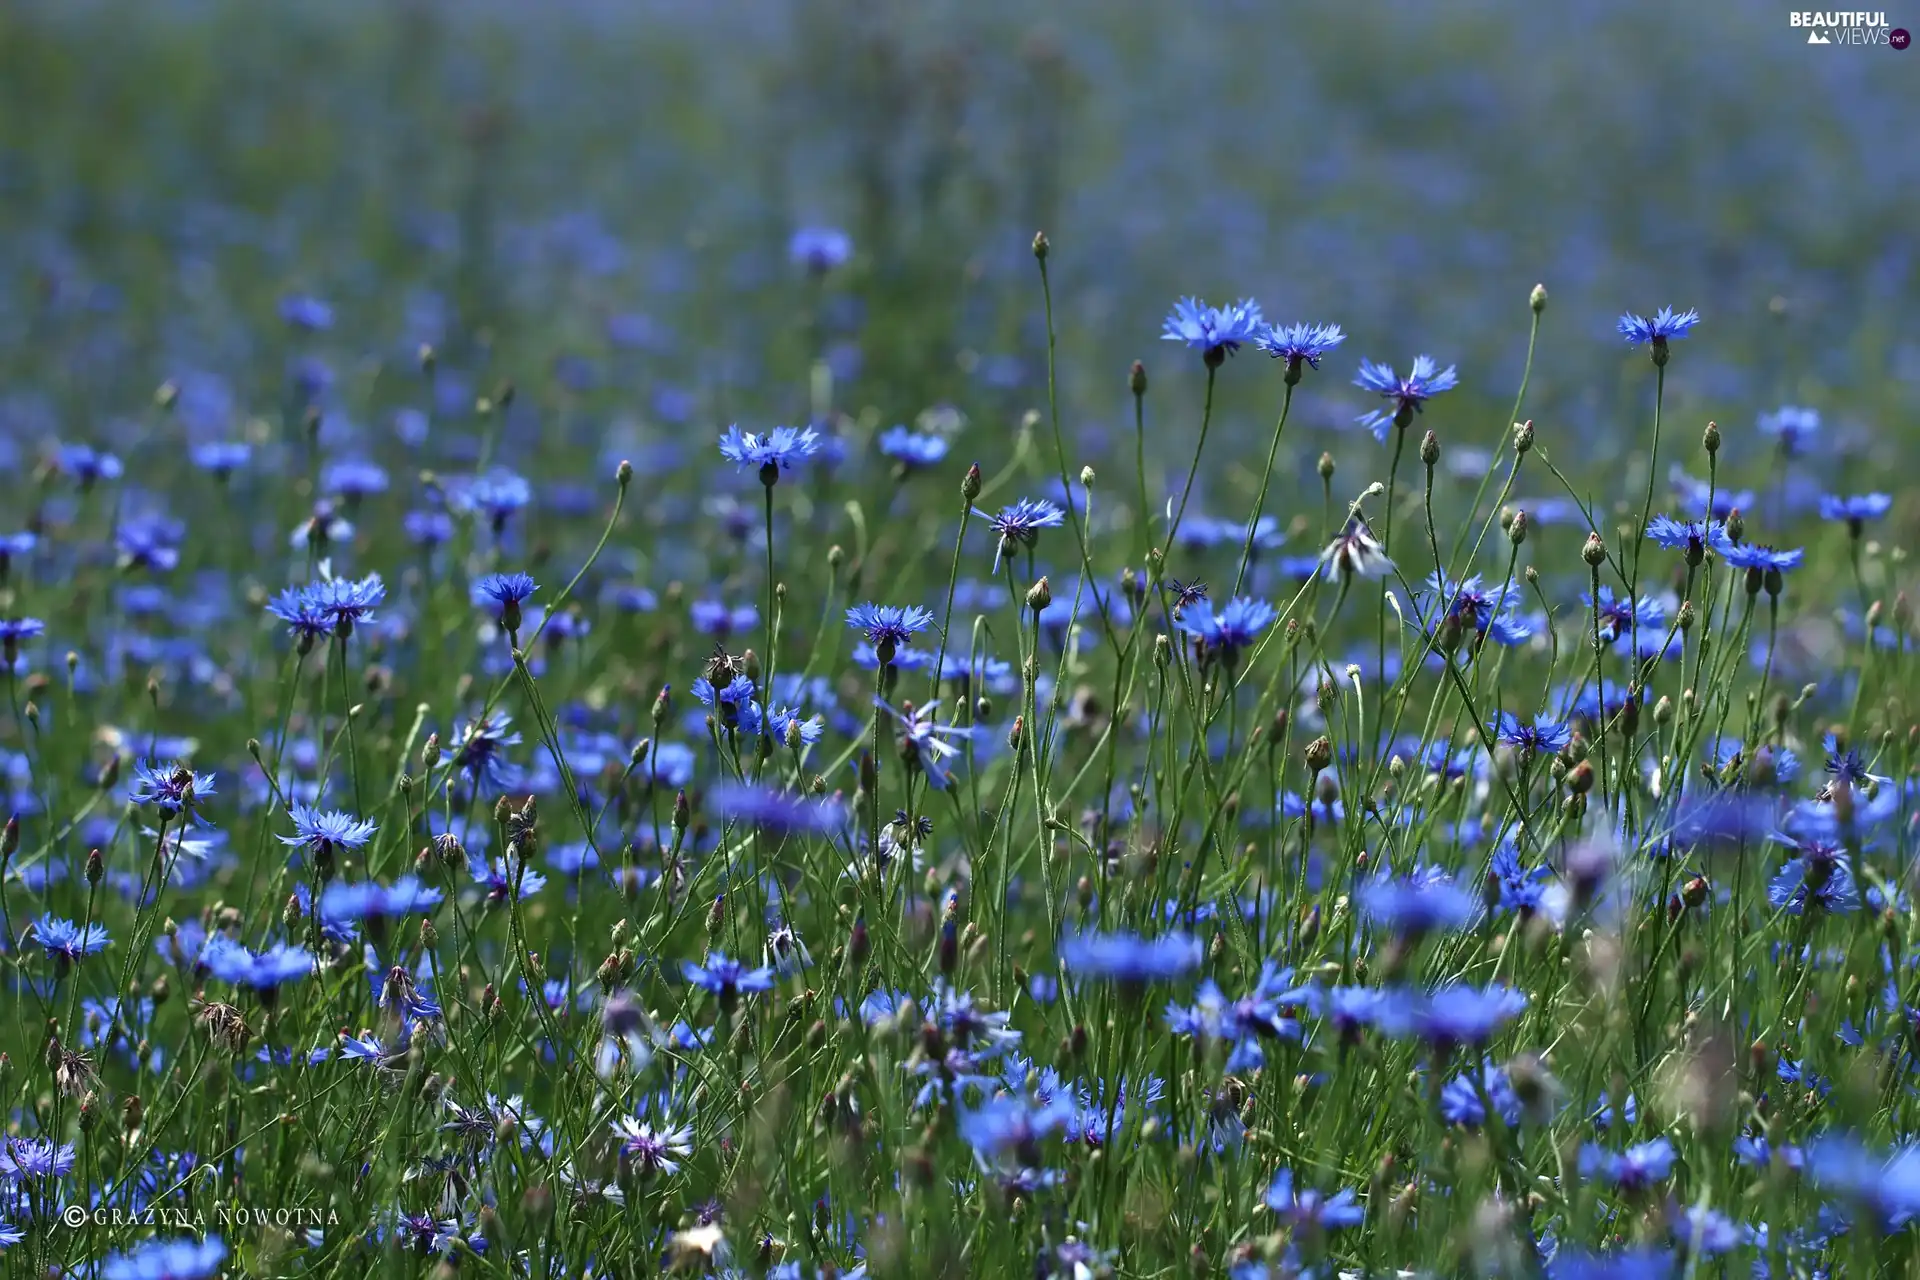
left=1353, top=355, right=1458, bottom=439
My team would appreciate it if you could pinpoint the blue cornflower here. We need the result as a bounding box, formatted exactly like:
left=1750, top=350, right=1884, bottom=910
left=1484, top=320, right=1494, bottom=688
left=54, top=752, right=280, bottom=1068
left=1487, top=842, right=1549, bottom=914
left=690, top=598, right=759, bottom=637
left=977, top=497, right=1066, bottom=571
left=1823, top=732, right=1887, bottom=786
left=1584, top=586, right=1665, bottom=645
left=190, top=441, right=252, bottom=476
left=1401, top=984, right=1529, bottom=1048
left=693, top=673, right=758, bottom=730
left=846, top=603, right=935, bottom=660
left=1438, top=1062, right=1522, bottom=1129
left=612, top=1114, right=695, bottom=1175
left=468, top=854, right=547, bottom=907
left=472, top=572, right=539, bottom=630
left=789, top=226, right=852, bottom=273
left=278, top=801, right=377, bottom=864
left=129, top=760, right=215, bottom=818
left=280, top=292, right=334, bottom=330
left=718, top=425, right=821, bottom=479
left=0, top=1137, right=76, bottom=1179
left=1161, top=296, right=1265, bottom=364
left=309, top=571, right=386, bottom=635
left=1821, top=492, right=1892, bottom=533
left=1493, top=711, right=1572, bottom=757
left=1176, top=596, right=1275, bottom=668
left=1768, top=850, right=1860, bottom=915
left=1422, top=573, right=1521, bottom=633
left=1263, top=1167, right=1365, bottom=1231
left=1722, top=541, right=1802, bottom=596
left=404, top=509, right=455, bottom=547
left=1667, top=464, right=1752, bottom=520
left=1669, top=1205, right=1740, bottom=1257
left=1806, top=1135, right=1920, bottom=1228
left=682, top=951, right=775, bottom=1006
left=265, top=585, right=331, bottom=649
left=1579, top=1137, right=1677, bottom=1191
left=1644, top=514, right=1730, bottom=566
left=57, top=443, right=123, bottom=487
left=1353, top=355, right=1458, bottom=439
left=1721, top=542, right=1803, bottom=574
left=958, top=1094, right=1077, bottom=1166
left=1360, top=870, right=1477, bottom=936
left=0, top=617, right=43, bottom=663
left=450, top=714, right=523, bottom=791
left=319, top=875, right=444, bottom=922
left=1616, top=306, right=1700, bottom=361
left=452, top=468, right=533, bottom=529
left=763, top=706, right=825, bottom=749
left=1758, top=404, right=1821, bottom=457
left=877, top=699, right=974, bottom=790
left=115, top=515, right=184, bottom=572
left=710, top=781, right=844, bottom=834
left=31, top=915, right=110, bottom=967
left=205, top=943, right=315, bottom=996
left=877, top=425, right=949, bottom=469
left=1059, top=930, right=1201, bottom=985
left=323, top=457, right=388, bottom=499
left=1546, top=1247, right=1676, bottom=1279
left=1256, top=321, right=1346, bottom=381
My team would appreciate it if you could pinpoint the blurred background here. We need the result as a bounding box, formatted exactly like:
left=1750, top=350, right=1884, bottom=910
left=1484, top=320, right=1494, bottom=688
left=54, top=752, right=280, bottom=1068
left=1, top=0, right=1915, bottom=545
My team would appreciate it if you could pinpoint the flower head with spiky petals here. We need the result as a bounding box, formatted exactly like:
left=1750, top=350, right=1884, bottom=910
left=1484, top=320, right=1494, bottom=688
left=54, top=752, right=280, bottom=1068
left=1617, top=306, right=1700, bottom=347
left=718, top=425, right=821, bottom=480
left=1257, top=321, right=1346, bottom=382
left=976, top=498, right=1066, bottom=572
left=846, top=603, right=935, bottom=662
left=1161, top=297, right=1265, bottom=365
left=129, top=761, right=216, bottom=820
left=278, top=801, right=377, bottom=865
left=1353, top=356, right=1458, bottom=439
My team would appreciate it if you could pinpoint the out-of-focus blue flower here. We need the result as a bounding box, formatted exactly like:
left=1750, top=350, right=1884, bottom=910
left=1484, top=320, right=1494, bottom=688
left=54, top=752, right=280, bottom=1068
left=878, top=426, right=949, bottom=469
left=710, top=782, right=844, bottom=834
left=1360, top=869, right=1476, bottom=936
left=1059, top=930, right=1201, bottom=985
left=1821, top=492, right=1892, bottom=529
left=1578, top=1137, right=1676, bottom=1191
left=789, top=226, right=852, bottom=273
left=1758, top=404, right=1821, bottom=456
left=1263, top=1167, right=1365, bottom=1230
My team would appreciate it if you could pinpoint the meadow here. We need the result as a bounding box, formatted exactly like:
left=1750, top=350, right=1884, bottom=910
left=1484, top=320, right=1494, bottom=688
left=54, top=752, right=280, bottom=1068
left=1, top=2, right=1918, bottom=1276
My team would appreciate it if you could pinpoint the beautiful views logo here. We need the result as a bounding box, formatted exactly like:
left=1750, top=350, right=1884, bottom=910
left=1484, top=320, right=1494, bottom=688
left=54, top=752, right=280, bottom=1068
left=1789, top=10, right=1900, bottom=43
